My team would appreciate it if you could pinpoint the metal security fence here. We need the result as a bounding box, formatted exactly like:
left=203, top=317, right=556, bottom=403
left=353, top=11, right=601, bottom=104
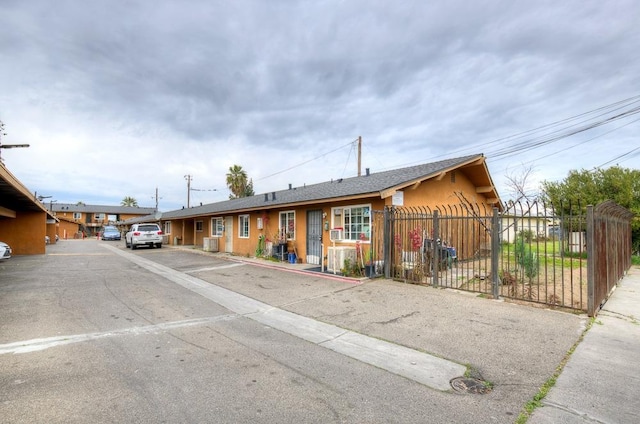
left=587, top=201, right=634, bottom=315
left=371, top=200, right=632, bottom=315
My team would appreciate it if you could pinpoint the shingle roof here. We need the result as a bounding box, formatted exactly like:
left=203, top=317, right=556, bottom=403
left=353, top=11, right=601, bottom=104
left=52, top=203, right=156, bottom=215
left=162, top=154, right=486, bottom=219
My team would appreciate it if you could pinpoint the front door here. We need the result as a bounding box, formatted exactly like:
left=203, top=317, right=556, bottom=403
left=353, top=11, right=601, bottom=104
left=224, top=216, right=233, bottom=253
left=306, top=209, right=323, bottom=265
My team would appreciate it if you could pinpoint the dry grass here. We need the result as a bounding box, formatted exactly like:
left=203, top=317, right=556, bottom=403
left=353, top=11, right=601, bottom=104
left=403, top=257, right=589, bottom=312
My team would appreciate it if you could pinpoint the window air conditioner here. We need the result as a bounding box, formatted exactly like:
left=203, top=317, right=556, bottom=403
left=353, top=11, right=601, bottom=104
left=203, top=237, right=219, bottom=252
left=327, top=246, right=357, bottom=273
left=329, top=229, right=342, bottom=241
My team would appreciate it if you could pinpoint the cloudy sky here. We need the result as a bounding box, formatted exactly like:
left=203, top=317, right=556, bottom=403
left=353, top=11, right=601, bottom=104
left=1, top=0, right=638, bottom=211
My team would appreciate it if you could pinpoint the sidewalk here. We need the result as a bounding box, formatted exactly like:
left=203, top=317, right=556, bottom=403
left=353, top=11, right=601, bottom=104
left=528, top=266, right=640, bottom=424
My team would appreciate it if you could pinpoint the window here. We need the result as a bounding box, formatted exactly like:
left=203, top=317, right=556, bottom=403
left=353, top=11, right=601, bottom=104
left=211, top=217, right=223, bottom=237
left=239, top=215, right=250, bottom=238
left=95, top=213, right=105, bottom=220
left=73, top=212, right=81, bottom=220
left=279, top=211, right=295, bottom=240
left=164, top=222, right=171, bottom=235
left=195, top=220, right=203, bottom=232
left=332, top=205, right=371, bottom=241
left=137, top=224, right=161, bottom=232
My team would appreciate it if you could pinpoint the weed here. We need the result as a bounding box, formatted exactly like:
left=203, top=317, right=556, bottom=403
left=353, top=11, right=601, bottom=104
left=515, top=318, right=594, bottom=423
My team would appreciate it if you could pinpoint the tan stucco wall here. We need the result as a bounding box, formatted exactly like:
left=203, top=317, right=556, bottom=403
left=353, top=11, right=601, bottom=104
left=397, top=170, right=491, bottom=208
left=0, top=211, right=47, bottom=255
left=46, top=222, right=58, bottom=244
left=58, top=220, right=81, bottom=239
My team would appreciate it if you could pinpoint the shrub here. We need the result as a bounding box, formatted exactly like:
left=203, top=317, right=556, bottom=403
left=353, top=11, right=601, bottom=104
left=515, top=235, right=539, bottom=282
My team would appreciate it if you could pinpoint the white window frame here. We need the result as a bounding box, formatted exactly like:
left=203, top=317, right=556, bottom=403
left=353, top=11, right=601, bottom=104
left=95, top=213, right=105, bottom=220
left=332, top=204, right=371, bottom=242
left=164, top=222, right=171, bottom=235
left=73, top=212, right=82, bottom=220
left=279, top=211, right=296, bottom=240
left=195, top=220, right=203, bottom=232
left=238, top=215, right=250, bottom=238
left=211, top=217, right=224, bottom=237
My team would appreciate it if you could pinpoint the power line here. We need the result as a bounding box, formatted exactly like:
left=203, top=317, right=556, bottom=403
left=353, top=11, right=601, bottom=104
left=254, top=138, right=358, bottom=182
left=385, top=94, right=640, bottom=171
left=494, top=115, right=640, bottom=173
left=595, top=146, right=640, bottom=168
left=487, top=104, right=640, bottom=160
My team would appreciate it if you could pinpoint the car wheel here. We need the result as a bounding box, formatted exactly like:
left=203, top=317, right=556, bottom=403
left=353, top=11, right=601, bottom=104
left=156, top=243, right=162, bottom=248
left=131, top=242, right=137, bottom=250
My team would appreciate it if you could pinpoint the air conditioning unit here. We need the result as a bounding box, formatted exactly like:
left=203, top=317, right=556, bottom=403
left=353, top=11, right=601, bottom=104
left=203, top=237, right=219, bottom=252
left=327, top=246, right=357, bottom=273
left=329, top=229, right=343, bottom=241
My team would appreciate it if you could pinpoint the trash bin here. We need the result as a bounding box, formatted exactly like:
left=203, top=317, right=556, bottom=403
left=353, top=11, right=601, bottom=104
left=447, top=247, right=457, bottom=266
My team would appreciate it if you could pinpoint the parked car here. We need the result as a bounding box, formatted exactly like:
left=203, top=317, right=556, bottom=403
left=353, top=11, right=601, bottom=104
left=125, top=223, right=163, bottom=249
left=101, top=226, right=122, bottom=241
left=0, top=241, right=12, bottom=260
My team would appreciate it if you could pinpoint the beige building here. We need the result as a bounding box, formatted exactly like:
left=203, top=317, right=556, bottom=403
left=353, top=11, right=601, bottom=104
left=0, top=162, right=56, bottom=255
left=159, top=154, right=501, bottom=266
left=51, top=203, right=156, bottom=238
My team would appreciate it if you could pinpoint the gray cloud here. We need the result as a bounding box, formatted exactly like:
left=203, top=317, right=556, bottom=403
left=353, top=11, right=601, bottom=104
left=1, top=0, right=638, bottom=209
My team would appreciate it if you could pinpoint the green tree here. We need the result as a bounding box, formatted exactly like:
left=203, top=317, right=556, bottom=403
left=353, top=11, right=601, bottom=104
left=541, top=166, right=640, bottom=252
left=244, top=178, right=255, bottom=197
left=121, top=196, right=138, bottom=207
left=226, top=165, right=253, bottom=199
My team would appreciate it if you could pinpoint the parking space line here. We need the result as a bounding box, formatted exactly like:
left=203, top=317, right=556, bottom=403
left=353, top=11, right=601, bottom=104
left=186, top=263, right=246, bottom=273
left=103, top=244, right=466, bottom=391
left=0, top=315, right=238, bottom=355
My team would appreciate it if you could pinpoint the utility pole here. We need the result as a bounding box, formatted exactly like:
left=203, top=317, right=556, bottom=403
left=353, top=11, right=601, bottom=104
left=0, top=121, right=30, bottom=163
left=184, top=175, right=192, bottom=208
left=357, top=136, right=362, bottom=176
left=152, top=187, right=162, bottom=211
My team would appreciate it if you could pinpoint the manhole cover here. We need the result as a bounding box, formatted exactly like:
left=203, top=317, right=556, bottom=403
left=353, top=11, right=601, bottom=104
left=450, top=377, right=492, bottom=394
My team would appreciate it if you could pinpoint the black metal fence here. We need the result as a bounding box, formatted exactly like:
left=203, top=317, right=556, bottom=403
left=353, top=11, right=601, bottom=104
left=370, top=200, right=633, bottom=315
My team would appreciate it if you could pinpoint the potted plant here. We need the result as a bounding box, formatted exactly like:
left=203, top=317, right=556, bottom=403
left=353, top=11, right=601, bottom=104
left=364, top=248, right=375, bottom=277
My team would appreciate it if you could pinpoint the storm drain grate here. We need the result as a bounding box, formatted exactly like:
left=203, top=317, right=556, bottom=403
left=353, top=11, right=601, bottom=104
left=450, top=377, right=492, bottom=394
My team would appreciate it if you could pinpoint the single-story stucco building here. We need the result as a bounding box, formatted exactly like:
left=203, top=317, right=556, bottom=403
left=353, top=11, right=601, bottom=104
left=156, top=154, right=501, bottom=267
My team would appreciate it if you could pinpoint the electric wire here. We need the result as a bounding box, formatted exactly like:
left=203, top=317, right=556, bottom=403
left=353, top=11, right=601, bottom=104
left=494, top=115, right=640, bottom=173
left=595, top=146, right=640, bottom=168
left=252, top=95, right=639, bottom=189
left=253, top=138, right=358, bottom=182
left=384, top=94, right=640, bottom=171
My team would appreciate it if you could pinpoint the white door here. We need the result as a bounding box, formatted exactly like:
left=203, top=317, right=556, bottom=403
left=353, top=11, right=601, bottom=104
left=224, top=216, right=233, bottom=253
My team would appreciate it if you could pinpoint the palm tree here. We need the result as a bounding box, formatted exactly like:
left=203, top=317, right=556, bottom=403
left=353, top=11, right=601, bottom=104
left=121, top=196, right=138, bottom=207
left=226, top=165, right=251, bottom=199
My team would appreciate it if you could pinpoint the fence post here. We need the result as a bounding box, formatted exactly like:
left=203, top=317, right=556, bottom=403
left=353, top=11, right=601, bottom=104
left=491, top=207, right=500, bottom=300
left=384, top=207, right=392, bottom=279
left=586, top=205, right=595, bottom=316
left=433, top=210, right=440, bottom=288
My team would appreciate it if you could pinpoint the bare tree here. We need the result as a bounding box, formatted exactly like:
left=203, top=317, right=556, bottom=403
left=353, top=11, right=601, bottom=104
left=504, top=164, right=538, bottom=203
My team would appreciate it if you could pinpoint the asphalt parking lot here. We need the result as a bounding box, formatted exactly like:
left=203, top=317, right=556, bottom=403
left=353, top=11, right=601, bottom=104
left=0, top=239, right=586, bottom=423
